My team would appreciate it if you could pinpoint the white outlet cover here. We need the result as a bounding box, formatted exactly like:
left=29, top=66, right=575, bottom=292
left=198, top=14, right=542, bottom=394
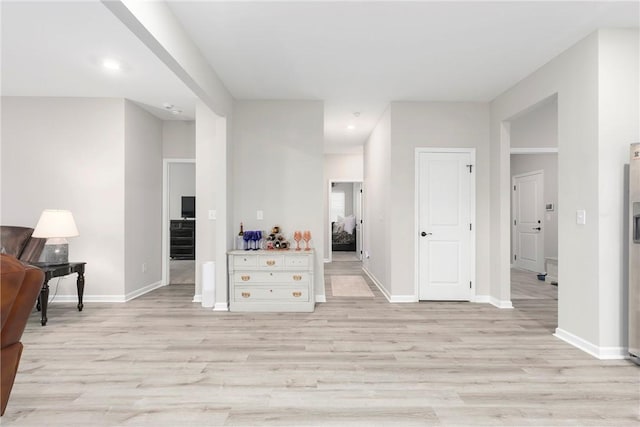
left=576, top=209, right=586, bottom=225
left=257, top=210, right=264, bottom=220
left=208, top=210, right=216, bottom=220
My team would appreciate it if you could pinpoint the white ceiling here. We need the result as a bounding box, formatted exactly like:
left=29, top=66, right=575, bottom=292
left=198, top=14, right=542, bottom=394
left=2, top=1, right=639, bottom=152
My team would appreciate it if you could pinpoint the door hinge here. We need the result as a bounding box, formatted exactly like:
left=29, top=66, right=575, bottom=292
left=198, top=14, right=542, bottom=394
left=469, top=281, right=472, bottom=289
left=469, top=223, right=472, bottom=231
left=466, top=164, right=473, bottom=173
left=513, top=185, right=516, bottom=191
left=514, top=254, right=517, bottom=260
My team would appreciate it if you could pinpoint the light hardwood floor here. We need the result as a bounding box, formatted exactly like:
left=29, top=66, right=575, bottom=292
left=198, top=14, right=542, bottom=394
left=3, top=263, right=638, bottom=426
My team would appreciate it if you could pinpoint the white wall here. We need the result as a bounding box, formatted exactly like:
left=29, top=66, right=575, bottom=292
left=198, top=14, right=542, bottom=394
left=168, top=163, right=196, bottom=219
left=511, top=154, right=558, bottom=259
left=163, top=120, right=195, bottom=158
left=363, top=107, right=391, bottom=296
left=1, top=97, right=126, bottom=298
left=388, top=102, right=491, bottom=299
left=490, top=29, right=639, bottom=358
left=510, top=100, right=558, bottom=148
left=124, top=100, right=163, bottom=296
left=232, top=100, right=325, bottom=299
left=323, top=153, right=363, bottom=260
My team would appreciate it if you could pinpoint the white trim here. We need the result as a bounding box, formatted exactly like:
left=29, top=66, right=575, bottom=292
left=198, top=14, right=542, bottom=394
left=510, top=147, right=558, bottom=154
left=315, top=294, right=327, bottom=303
left=389, top=295, right=416, bottom=303
left=362, top=267, right=417, bottom=303
left=472, top=294, right=491, bottom=303
left=324, top=258, right=330, bottom=263
left=362, top=266, right=392, bottom=302
left=554, top=328, right=627, bottom=360
left=490, top=297, right=513, bottom=309
left=213, top=302, right=229, bottom=311
left=51, top=280, right=164, bottom=303
left=414, top=147, right=476, bottom=302
left=162, top=158, right=196, bottom=296
left=192, top=294, right=202, bottom=303
left=50, top=295, right=127, bottom=303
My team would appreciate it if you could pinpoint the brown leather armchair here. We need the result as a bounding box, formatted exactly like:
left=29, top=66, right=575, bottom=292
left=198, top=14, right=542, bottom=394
left=1, top=254, right=44, bottom=415
left=0, top=226, right=45, bottom=263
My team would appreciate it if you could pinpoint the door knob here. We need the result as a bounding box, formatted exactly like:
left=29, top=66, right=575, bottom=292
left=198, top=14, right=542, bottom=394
left=421, top=231, right=432, bottom=237
left=532, top=227, right=541, bottom=231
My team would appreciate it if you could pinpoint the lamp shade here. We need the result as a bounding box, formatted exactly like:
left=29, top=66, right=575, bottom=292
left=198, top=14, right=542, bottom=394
left=32, top=209, right=79, bottom=238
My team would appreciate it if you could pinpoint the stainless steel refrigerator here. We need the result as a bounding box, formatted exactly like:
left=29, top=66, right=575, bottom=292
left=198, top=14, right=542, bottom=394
left=629, top=143, right=640, bottom=365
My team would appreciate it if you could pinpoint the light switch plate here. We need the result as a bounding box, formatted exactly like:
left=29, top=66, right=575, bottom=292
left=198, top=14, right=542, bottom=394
left=208, top=210, right=216, bottom=220
left=257, top=210, right=264, bottom=220
left=576, top=209, right=586, bottom=225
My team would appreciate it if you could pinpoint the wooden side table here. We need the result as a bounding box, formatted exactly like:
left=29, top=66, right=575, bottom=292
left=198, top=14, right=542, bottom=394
left=32, top=262, right=86, bottom=326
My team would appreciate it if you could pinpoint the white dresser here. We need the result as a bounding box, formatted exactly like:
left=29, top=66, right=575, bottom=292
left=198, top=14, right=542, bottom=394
left=227, top=250, right=315, bottom=312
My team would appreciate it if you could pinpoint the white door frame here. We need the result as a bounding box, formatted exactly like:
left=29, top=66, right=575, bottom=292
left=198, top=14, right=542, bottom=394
left=511, top=169, right=545, bottom=272
left=327, top=179, right=363, bottom=263
left=162, top=158, right=196, bottom=288
left=414, top=147, right=476, bottom=301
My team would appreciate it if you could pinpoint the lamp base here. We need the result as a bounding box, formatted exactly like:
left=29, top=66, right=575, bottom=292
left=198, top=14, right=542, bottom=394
left=38, top=242, right=69, bottom=265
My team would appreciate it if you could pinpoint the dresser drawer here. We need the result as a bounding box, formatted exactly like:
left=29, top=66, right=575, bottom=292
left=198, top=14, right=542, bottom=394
left=257, top=255, right=284, bottom=268
left=233, top=255, right=257, bottom=268
left=285, top=255, right=310, bottom=268
left=234, top=286, right=309, bottom=302
left=234, top=271, right=310, bottom=283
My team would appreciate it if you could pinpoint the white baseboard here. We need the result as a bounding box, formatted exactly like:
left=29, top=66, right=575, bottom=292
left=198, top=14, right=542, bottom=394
left=490, top=296, right=513, bottom=309
left=362, top=267, right=391, bottom=302
left=50, top=280, right=164, bottom=303
left=473, top=294, right=491, bottom=303
left=192, top=294, right=202, bottom=303
left=213, top=302, right=228, bottom=311
left=554, top=328, right=627, bottom=360
left=125, top=281, right=164, bottom=302
left=315, top=294, right=326, bottom=303
left=389, top=295, right=416, bottom=303
left=361, top=267, right=415, bottom=303
left=324, top=258, right=330, bottom=263
left=50, top=294, right=127, bottom=303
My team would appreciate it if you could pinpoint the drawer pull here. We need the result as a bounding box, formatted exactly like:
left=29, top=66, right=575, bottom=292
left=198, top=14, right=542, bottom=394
left=241, top=275, right=251, bottom=281
left=293, top=275, right=302, bottom=281
left=292, top=291, right=302, bottom=298
left=266, top=260, right=276, bottom=266
left=241, top=292, right=251, bottom=298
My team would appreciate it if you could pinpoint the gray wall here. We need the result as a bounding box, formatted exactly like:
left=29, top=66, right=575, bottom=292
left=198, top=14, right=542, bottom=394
left=124, top=100, right=163, bottom=295
left=169, top=163, right=196, bottom=220
left=490, top=29, right=639, bottom=355
left=232, top=100, right=325, bottom=299
left=364, top=102, right=491, bottom=300
left=163, top=120, right=195, bottom=158
left=1, top=97, right=126, bottom=299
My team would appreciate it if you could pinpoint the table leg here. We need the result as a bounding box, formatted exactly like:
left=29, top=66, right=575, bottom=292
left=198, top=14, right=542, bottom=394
left=77, top=271, right=85, bottom=311
left=40, top=280, right=49, bottom=326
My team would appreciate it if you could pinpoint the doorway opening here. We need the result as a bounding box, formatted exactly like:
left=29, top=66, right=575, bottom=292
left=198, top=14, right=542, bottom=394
left=328, top=180, right=362, bottom=263
left=162, top=159, right=196, bottom=289
left=507, top=95, right=558, bottom=317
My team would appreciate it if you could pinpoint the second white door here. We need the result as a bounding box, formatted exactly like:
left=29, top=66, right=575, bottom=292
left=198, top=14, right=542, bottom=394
left=512, top=171, right=544, bottom=272
left=417, top=150, right=474, bottom=301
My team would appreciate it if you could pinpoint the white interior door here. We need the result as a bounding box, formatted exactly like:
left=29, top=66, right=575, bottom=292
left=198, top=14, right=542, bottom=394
left=417, top=150, right=474, bottom=301
left=512, top=171, right=544, bottom=272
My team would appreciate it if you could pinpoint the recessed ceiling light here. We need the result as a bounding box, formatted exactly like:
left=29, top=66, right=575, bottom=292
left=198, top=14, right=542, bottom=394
left=347, top=125, right=356, bottom=130
left=102, top=59, right=121, bottom=70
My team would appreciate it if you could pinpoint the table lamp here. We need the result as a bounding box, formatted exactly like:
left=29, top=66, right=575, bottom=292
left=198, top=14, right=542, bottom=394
left=33, top=209, right=79, bottom=265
